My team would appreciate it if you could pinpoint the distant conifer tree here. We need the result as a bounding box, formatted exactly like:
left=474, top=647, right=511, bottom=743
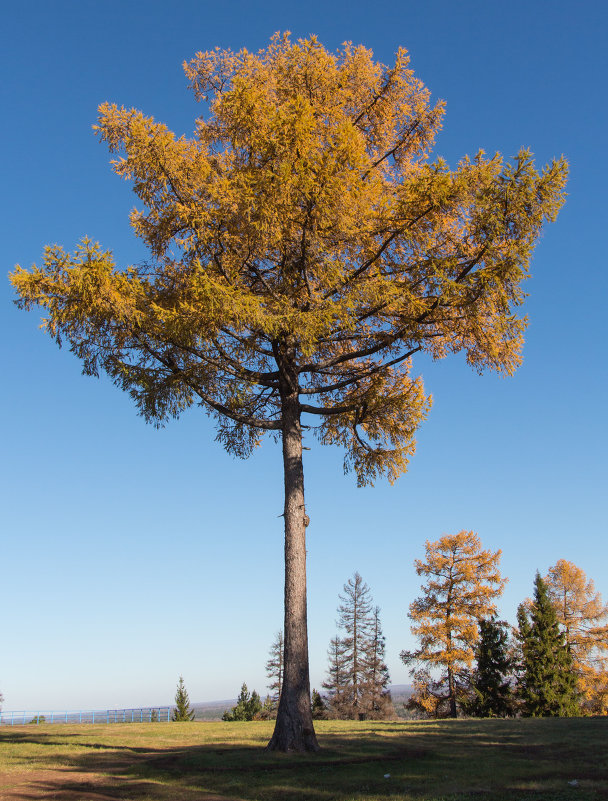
left=222, top=683, right=263, bottom=721
left=311, top=689, right=327, bottom=719
left=468, top=617, right=515, bottom=717
left=516, top=573, right=580, bottom=717
left=361, top=606, right=394, bottom=718
left=324, top=574, right=393, bottom=719
left=258, top=694, right=276, bottom=720
left=337, top=572, right=374, bottom=718
left=265, top=630, right=284, bottom=711
left=323, top=636, right=350, bottom=718
left=172, top=676, right=195, bottom=721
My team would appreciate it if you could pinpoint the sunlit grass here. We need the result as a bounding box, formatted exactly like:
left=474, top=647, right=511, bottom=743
left=0, top=717, right=606, bottom=800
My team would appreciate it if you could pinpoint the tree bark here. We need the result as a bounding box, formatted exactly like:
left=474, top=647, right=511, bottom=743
left=267, top=347, right=320, bottom=752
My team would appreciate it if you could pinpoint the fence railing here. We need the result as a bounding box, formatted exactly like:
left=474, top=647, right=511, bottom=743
left=0, top=707, right=172, bottom=726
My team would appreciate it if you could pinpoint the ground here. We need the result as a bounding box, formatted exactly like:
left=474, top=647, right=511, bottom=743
left=0, top=717, right=606, bottom=800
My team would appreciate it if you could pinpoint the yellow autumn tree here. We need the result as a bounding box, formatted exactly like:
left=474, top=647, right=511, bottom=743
left=10, top=34, right=566, bottom=750
left=401, top=531, right=506, bottom=718
left=545, top=559, right=608, bottom=714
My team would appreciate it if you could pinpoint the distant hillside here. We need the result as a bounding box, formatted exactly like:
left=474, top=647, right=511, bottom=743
left=389, top=684, right=415, bottom=718
left=191, top=699, right=237, bottom=721
left=191, top=685, right=413, bottom=721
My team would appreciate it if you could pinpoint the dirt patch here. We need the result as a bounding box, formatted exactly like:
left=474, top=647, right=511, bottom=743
left=0, top=768, right=242, bottom=800
left=0, top=769, right=125, bottom=799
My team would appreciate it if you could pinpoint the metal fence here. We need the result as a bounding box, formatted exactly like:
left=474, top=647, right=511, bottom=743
left=0, top=707, right=172, bottom=725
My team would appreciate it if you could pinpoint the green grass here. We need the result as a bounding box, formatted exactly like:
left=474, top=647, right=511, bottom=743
left=0, top=717, right=606, bottom=800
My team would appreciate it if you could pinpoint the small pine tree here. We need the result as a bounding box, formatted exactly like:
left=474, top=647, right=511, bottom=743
left=517, top=573, right=580, bottom=717
left=249, top=689, right=262, bottom=720
left=172, top=676, right=195, bottom=721
left=258, top=694, right=276, bottom=720
left=222, top=683, right=263, bottom=721
left=311, top=689, right=327, bottom=720
left=468, top=617, right=515, bottom=717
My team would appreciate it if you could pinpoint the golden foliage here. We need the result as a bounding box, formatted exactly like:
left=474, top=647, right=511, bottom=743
left=11, top=33, right=567, bottom=483
left=402, top=531, right=506, bottom=716
left=544, top=559, right=608, bottom=714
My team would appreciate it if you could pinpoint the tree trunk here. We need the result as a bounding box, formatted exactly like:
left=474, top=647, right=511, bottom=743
left=447, top=665, right=457, bottom=718
left=267, top=349, right=319, bottom=752
left=446, top=584, right=457, bottom=718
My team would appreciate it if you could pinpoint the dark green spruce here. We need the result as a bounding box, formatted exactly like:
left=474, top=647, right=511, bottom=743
left=468, top=617, right=515, bottom=717
left=516, top=573, right=580, bottom=717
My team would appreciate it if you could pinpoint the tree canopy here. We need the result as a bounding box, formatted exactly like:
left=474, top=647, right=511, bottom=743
left=11, top=33, right=566, bottom=485
left=10, top=33, right=567, bottom=750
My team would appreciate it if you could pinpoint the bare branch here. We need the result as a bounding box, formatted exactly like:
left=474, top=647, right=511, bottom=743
left=166, top=337, right=279, bottom=387
left=299, top=345, right=421, bottom=395
left=361, top=119, right=421, bottom=180
left=323, top=205, right=434, bottom=300
left=219, top=327, right=274, bottom=357
left=300, top=401, right=360, bottom=416
left=193, top=386, right=281, bottom=430
left=135, top=335, right=281, bottom=430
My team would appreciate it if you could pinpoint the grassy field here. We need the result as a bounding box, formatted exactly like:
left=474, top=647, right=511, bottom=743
left=0, top=717, right=606, bottom=800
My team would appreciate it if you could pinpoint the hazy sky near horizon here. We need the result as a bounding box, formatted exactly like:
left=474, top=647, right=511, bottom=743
left=2, top=0, right=607, bottom=711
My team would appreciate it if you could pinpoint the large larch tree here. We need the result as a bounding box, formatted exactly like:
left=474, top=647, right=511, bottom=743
left=401, top=531, right=506, bottom=718
left=10, top=33, right=566, bottom=751
left=544, top=560, right=608, bottom=713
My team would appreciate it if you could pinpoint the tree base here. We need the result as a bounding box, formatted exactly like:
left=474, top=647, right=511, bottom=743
left=266, top=713, right=320, bottom=753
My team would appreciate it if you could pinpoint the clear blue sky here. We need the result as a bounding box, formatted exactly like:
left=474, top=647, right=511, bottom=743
left=2, top=0, right=606, bottom=711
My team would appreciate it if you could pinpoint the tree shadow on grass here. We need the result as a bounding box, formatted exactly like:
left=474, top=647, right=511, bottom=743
left=0, top=728, right=154, bottom=753
left=1, top=729, right=434, bottom=800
